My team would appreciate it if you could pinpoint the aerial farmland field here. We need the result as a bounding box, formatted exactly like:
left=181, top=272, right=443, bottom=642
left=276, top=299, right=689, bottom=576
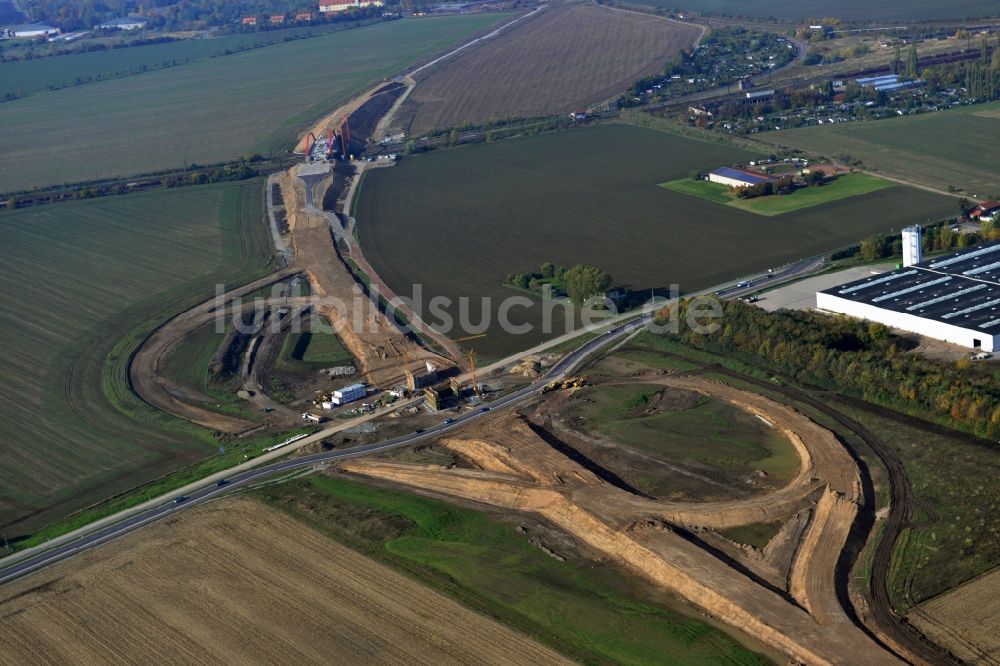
left=0, top=181, right=271, bottom=539
left=356, top=124, right=956, bottom=360
left=627, top=0, right=999, bottom=22
left=0, top=14, right=507, bottom=192
left=757, top=102, right=1000, bottom=196
left=402, top=4, right=700, bottom=134
left=0, top=499, right=573, bottom=665
left=0, top=21, right=368, bottom=101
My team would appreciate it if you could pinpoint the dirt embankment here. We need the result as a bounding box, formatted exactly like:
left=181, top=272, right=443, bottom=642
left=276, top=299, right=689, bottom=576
left=278, top=171, right=444, bottom=387
left=788, top=486, right=860, bottom=625
left=340, top=398, right=900, bottom=665
left=0, top=499, right=571, bottom=666
left=129, top=268, right=300, bottom=433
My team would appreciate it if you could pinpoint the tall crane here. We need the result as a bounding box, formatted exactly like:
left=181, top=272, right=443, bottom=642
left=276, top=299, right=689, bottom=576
left=341, top=115, right=353, bottom=160
left=469, top=350, right=480, bottom=396
left=325, top=128, right=336, bottom=161
left=304, top=132, right=317, bottom=161
left=401, top=348, right=415, bottom=391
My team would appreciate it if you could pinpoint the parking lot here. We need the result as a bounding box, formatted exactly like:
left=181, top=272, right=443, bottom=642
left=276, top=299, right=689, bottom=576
left=752, top=263, right=895, bottom=312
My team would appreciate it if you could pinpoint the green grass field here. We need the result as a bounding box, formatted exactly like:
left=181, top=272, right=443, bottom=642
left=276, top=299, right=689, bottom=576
left=0, top=180, right=272, bottom=539
left=356, top=124, right=956, bottom=360
left=277, top=319, right=354, bottom=373
left=758, top=102, right=1000, bottom=196
left=0, top=14, right=507, bottom=192
left=0, top=21, right=368, bottom=101
left=158, top=323, right=259, bottom=420
left=562, top=383, right=800, bottom=497
left=661, top=173, right=894, bottom=216
left=626, top=0, right=999, bottom=21
left=258, top=474, right=772, bottom=665
left=828, top=400, right=1000, bottom=611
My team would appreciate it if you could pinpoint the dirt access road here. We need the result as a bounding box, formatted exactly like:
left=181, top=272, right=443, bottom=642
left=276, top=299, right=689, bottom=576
left=340, top=377, right=902, bottom=665
left=0, top=498, right=571, bottom=666
left=635, top=350, right=958, bottom=666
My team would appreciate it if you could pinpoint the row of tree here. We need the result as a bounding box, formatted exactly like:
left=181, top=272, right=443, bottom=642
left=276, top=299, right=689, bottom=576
left=661, top=299, right=1000, bottom=439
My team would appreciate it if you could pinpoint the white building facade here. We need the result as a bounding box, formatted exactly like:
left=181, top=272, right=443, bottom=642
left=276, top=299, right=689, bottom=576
left=816, top=240, right=1000, bottom=352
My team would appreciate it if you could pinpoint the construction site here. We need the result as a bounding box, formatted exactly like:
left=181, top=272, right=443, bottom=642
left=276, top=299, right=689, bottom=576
left=4, top=7, right=994, bottom=664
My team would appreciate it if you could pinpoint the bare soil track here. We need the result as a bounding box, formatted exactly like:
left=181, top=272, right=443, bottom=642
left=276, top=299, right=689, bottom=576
left=340, top=376, right=900, bottom=665
left=616, top=349, right=959, bottom=665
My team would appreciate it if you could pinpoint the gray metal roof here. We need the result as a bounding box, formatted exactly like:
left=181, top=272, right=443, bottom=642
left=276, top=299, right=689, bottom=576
left=820, top=241, right=1000, bottom=333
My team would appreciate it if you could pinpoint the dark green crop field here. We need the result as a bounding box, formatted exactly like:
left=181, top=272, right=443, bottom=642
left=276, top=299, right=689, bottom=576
left=628, top=0, right=998, bottom=22
left=759, top=102, right=1000, bottom=196
left=356, top=124, right=955, bottom=360
left=0, top=14, right=506, bottom=192
left=0, top=180, right=271, bottom=539
left=0, top=21, right=368, bottom=101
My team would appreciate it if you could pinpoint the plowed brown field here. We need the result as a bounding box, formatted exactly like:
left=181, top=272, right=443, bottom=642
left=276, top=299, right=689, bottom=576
left=405, top=3, right=700, bottom=133
left=0, top=499, right=571, bottom=666
left=909, top=566, right=1000, bottom=665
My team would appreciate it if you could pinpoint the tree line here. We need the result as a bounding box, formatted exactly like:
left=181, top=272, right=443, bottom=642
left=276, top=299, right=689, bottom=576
left=661, top=299, right=1000, bottom=439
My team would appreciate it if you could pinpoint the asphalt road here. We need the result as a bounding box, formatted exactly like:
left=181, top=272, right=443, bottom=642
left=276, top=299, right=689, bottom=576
left=0, top=314, right=649, bottom=586
left=0, top=253, right=825, bottom=586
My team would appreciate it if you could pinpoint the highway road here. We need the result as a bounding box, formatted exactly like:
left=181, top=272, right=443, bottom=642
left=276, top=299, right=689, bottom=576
left=0, top=313, right=650, bottom=586
left=0, top=253, right=825, bottom=586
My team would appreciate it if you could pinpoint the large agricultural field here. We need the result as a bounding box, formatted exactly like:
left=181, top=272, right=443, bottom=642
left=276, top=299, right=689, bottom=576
left=356, top=123, right=956, bottom=360
left=402, top=4, right=700, bottom=134
left=757, top=102, right=1000, bottom=197
left=0, top=21, right=364, bottom=101
left=0, top=181, right=271, bottom=538
left=909, top=567, right=1000, bottom=664
left=0, top=498, right=573, bottom=665
left=0, top=14, right=506, bottom=192
left=626, top=0, right=1000, bottom=22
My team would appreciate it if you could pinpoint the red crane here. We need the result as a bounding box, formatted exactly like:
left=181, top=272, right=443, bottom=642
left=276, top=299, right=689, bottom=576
left=304, top=131, right=317, bottom=160
left=341, top=115, right=353, bottom=159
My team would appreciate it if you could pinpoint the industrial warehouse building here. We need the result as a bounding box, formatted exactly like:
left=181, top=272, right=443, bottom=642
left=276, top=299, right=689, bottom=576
left=817, top=237, right=1000, bottom=351
left=708, top=167, right=775, bottom=189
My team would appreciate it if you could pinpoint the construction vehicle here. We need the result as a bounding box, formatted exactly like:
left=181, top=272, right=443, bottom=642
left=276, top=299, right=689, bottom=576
left=541, top=377, right=587, bottom=393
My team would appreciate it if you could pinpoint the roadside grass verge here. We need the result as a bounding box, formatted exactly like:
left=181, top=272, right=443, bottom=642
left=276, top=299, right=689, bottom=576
left=9, top=427, right=314, bottom=554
